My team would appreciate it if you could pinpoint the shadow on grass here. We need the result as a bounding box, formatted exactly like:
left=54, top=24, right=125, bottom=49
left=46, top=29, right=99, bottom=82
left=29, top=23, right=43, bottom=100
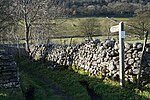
left=0, top=88, right=23, bottom=100
left=16, top=58, right=150, bottom=100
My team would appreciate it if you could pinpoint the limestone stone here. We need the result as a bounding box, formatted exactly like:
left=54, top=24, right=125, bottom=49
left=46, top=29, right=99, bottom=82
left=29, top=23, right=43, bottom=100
left=0, top=50, right=19, bottom=89
left=30, top=39, right=150, bottom=83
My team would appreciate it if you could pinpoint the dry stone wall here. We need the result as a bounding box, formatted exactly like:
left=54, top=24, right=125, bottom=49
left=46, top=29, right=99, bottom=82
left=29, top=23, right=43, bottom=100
left=0, top=44, right=27, bottom=56
left=0, top=50, right=19, bottom=89
left=31, top=39, right=150, bottom=83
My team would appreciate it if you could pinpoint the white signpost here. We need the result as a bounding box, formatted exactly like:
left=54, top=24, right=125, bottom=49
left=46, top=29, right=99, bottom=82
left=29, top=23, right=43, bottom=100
left=110, top=22, right=125, bottom=87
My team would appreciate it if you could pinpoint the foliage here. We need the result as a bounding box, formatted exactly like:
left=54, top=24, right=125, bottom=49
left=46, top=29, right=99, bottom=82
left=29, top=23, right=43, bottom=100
left=64, top=0, right=150, bottom=17
left=0, top=88, right=23, bottom=100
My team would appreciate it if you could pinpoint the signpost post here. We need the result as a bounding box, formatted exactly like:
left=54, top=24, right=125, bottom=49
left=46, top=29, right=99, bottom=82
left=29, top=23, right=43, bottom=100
left=119, top=22, right=125, bottom=87
left=110, top=22, right=125, bottom=87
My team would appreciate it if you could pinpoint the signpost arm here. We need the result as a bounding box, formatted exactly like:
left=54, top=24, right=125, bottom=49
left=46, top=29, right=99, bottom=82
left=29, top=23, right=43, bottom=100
left=119, top=22, right=125, bottom=87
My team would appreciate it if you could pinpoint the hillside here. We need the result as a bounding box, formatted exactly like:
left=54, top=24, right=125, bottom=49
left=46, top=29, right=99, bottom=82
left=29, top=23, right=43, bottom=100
left=63, top=0, right=150, bottom=17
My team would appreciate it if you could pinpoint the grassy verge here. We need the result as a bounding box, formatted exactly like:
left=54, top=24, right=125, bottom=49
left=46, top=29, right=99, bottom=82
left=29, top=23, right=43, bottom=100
left=18, top=58, right=90, bottom=100
left=16, top=58, right=150, bottom=100
left=19, top=59, right=63, bottom=100
left=0, top=88, right=23, bottom=100
left=0, top=59, right=61, bottom=100
left=20, top=71, right=61, bottom=100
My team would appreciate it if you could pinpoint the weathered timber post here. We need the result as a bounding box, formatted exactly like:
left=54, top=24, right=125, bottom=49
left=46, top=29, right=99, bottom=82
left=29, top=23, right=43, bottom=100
left=119, top=22, right=125, bottom=87
left=137, top=31, right=149, bottom=88
left=110, top=22, right=125, bottom=87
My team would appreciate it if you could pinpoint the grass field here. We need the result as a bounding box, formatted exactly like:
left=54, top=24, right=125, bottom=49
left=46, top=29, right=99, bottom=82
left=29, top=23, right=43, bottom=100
left=2, top=17, right=149, bottom=45
left=50, top=35, right=150, bottom=45
left=47, top=17, right=150, bottom=44
left=53, top=17, right=130, bottom=37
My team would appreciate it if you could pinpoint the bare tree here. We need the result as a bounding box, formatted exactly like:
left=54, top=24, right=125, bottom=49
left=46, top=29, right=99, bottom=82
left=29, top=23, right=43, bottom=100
left=14, top=0, right=65, bottom=54
left=0, top=0, right=15, bottom=43
left=79, top=18, right=100, bottom=40
left=127, top=11, right=150, bottom=39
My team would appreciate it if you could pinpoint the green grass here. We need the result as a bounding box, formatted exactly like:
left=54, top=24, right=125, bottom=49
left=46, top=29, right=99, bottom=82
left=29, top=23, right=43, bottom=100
left=17, top=58, right=90, bottom=100
left=0, top=58, right=61, bottom=100
left=49, top=17, right=150, bottom=44
left=51, top=35, right=150, bottom=45
left=3, top=17, right=149, bottom=45
left=49, top=70, right=150, bottom=100
left=127, top=40, right=150, bottom=43
left=51, top=35, right=118, bottom=45
left=54, top=17, right=130, bottom=37
left=20, top=72, right=61, bottom=100
left=18, top=59, right=62, bottom=100
left=0, top=88, right=23, bottom=100
left=16, top=58, right=150, bottom=100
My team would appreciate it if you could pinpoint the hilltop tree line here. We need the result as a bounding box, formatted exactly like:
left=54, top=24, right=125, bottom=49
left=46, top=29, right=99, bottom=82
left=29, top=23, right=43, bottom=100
left=63, top=0, right=150, bottom=17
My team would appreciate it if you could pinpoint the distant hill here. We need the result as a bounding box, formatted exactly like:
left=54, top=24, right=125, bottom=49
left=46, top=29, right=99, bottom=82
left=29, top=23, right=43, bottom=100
left=63, top=0, right=150, bottom=17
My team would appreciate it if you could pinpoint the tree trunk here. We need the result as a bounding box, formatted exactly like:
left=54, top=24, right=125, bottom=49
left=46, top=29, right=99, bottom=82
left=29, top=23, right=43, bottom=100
left=89, top=33, right=93, bottom=40
left=25, top=25, right=31, bottom=55
left=17, top=38, right=21, bottom=58
left=24, top=5, right=31, bottom=56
